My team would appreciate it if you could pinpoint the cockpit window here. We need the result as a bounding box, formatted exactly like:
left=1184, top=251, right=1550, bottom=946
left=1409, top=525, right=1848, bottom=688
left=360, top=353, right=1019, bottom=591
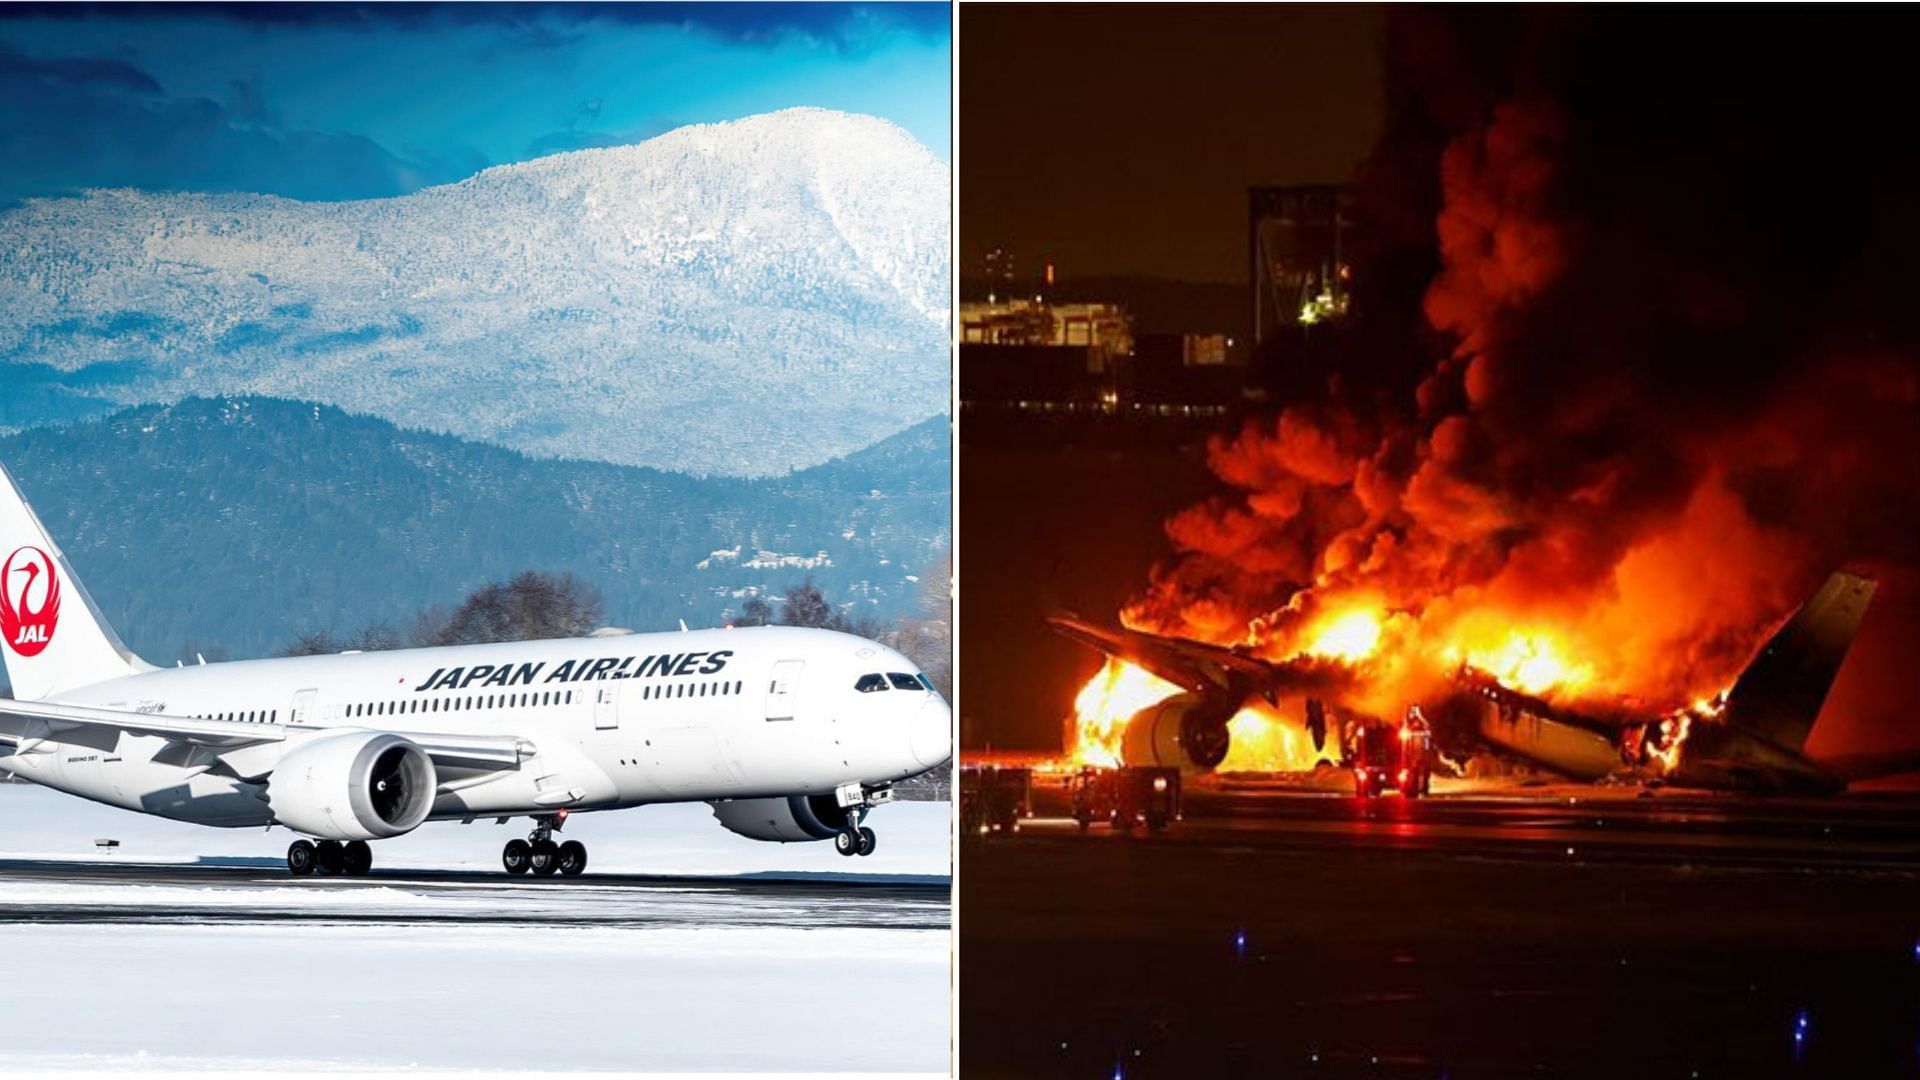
left=916, top=673, right=938, bottom=694
left=887, top=673, right=923, bottom=691
left=855, top=673, right=890, bottom=693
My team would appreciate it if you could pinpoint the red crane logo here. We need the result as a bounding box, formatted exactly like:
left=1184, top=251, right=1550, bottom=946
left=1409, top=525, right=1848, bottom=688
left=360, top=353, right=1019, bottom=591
left=0, top=546, right=60, bottom=658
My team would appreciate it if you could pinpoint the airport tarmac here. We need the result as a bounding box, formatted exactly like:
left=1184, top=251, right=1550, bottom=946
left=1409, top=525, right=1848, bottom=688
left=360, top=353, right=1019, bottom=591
left=0, top=787, right=951, bottom=1073
left=961, top=779, right=1920, bottom=1078
left=0, top=857, right=947, bottom=929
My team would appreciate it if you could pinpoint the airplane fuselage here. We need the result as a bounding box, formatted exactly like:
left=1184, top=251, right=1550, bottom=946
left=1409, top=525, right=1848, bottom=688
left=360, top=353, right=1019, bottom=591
left=2, top=625, right=949, bottom=830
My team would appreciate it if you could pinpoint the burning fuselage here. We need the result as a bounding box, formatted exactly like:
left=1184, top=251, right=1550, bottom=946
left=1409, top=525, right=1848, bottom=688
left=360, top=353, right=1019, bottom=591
left=1052, top=570, right=1886, bottom=794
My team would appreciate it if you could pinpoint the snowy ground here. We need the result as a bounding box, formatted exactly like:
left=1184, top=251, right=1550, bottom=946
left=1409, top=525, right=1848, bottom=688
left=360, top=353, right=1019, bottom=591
left=0, top=784, right=952, bottom=1074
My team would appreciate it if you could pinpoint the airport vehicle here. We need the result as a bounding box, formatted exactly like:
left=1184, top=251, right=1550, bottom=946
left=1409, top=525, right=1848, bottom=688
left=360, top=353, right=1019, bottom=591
left=960, top=764, right=1032, bottom=834
left=0, top=460, right=950, bottom=876
left=1350, top=713, right=1431, bottom=799
left=1051, top=569, right=1893, bottom=794
left=1071, top=764, right=1181, bottom=833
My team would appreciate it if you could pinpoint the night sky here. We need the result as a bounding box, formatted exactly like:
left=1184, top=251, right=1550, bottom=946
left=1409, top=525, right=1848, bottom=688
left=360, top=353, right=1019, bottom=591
left=959, top=4, right=1382, bottom=285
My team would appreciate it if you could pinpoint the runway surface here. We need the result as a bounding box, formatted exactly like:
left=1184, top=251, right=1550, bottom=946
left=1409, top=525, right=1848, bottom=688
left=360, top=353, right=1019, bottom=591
left=0, top=860, right=950, bottom=1073
left=1029, top=781, right=1920, bottom=869
left=0, top=787, right=952, bottom=1073
left=962, top=780, right=1920, bottom=1078
left=0, top=857, right=948, bottom=929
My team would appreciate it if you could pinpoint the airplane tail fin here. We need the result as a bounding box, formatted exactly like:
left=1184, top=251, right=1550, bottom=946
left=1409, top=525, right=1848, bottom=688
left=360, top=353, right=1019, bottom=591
left=1722, top=570, right=1876, bottom=754
left=0, top=458, right=150, bottom=700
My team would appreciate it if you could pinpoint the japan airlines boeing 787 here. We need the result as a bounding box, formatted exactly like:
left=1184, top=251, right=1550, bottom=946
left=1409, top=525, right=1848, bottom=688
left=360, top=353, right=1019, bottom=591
left=0, top=460, right=951, bottom=876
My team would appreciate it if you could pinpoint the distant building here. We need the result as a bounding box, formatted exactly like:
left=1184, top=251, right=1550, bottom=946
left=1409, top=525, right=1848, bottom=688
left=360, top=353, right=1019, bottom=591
left=1124, top=333, right=1246, bottom=407
left=983, top=247, right=1017, bottom=303
left=961, top=299, right=1236, bottom=419
left=1249, top=185, right=1355, bottom=346
left=958, top=299, right=1134, bottom=371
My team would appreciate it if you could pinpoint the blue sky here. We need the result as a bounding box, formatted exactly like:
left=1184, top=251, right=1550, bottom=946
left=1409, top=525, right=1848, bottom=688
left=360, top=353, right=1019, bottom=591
left=0, top=3, right=950, bottom=203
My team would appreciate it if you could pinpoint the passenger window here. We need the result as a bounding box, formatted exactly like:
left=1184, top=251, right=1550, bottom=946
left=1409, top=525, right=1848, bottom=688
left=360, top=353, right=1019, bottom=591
left=855, top=674, right=889, bottom=693
left=887, top=673, right=922, bottom=691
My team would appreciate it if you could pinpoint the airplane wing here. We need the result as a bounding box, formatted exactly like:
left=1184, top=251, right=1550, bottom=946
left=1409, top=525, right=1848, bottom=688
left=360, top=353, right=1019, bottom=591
left=0, top=697, right=531, bottom=775
left=0, top=696, right=282, bottom=749
left=1047, top=613, right=1354, bottom=703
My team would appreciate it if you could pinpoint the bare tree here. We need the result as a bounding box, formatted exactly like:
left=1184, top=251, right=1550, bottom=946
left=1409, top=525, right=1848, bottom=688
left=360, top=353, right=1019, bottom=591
left=283, top=572, right=604, bottom=656
left=425, top=571, right=605, bottom=646
left=277, top=630, right=339, bottom=657
left=735, top=595, right=773, bottom=627
left=343, top=622, right=403, bottom=652
left=781, top=578, right=833, bottom=629
left=885, top=554, right=952, bottom=698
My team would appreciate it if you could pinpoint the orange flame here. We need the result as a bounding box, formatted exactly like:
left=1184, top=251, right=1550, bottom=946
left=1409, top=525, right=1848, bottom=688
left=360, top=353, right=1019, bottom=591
left=1300, top=607, right=1384, bottom=663
left=1066, top=658, right=1179, bottom=767
left=1463, top=629, right=1593, bottom=697
left=1219, top=702, right=1336, bottom=772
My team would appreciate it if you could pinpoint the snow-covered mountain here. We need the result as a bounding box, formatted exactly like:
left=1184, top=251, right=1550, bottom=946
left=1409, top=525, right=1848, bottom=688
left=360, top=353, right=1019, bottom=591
left=0, top=109, right=950, bottom=476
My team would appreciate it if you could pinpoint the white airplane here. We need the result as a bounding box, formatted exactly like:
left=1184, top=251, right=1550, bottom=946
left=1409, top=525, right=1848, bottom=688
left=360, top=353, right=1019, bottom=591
left=0, top=460, right=951, bottom=877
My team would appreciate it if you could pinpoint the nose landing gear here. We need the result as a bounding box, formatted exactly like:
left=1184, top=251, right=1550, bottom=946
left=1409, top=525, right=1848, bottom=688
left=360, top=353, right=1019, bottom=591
left=832, top=782, right=891, bottom=857
left=834, top=811, right=879, bottom=858
left=503, top=814, right=587, bottom=878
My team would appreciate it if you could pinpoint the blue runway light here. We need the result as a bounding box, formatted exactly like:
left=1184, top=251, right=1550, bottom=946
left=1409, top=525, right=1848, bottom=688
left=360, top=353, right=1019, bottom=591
left=1234, top=927, right=1248, bottom=956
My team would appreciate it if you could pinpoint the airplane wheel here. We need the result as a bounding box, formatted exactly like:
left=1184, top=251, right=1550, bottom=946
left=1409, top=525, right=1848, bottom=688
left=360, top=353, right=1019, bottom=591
left=558, top=840, right=588, bottom=877
left=342, top=841, right=373, bottom=877
left=834, top=830, right=859, bottom=857
left=857, top=827, right=877, bottom=857
left=314, top=840, right=344, bottom=876
left=529, top=839, right=561, bottom=877
left=287, top=839, right=316, bottom=877
left=502, top=839, right=531, bottom=875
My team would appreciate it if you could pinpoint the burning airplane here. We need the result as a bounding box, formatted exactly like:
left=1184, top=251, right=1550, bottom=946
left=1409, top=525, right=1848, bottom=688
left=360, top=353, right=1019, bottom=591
left=1053, top=569, right=1903, bottom=794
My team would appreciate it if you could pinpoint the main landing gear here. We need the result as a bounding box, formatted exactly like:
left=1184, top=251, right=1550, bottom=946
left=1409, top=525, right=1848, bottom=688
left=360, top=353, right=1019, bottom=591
left=287, top=838, right=373, bottom=877
left=503, top=814, right=587, bottom=878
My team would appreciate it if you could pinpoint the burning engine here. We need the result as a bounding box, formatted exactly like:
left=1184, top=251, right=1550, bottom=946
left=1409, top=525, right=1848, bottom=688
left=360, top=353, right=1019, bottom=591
left=1119, top=692, right=1236, bottom=771
left=267, top=731, right=438, bottom=841
left=709, top=794, right=860, bottom=842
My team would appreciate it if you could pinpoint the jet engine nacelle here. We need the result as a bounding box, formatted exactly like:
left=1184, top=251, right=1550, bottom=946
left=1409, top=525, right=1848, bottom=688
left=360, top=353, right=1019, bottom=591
left=267, top=731, right=438, bottom=841
left=708, top=794, right=862, bottom=843
left=1122, top=691, right=1234, bottom=772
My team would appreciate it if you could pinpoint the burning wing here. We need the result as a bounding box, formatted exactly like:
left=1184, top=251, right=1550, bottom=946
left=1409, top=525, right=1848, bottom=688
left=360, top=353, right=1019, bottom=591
left=1048, top=614, right=1349, bottom=703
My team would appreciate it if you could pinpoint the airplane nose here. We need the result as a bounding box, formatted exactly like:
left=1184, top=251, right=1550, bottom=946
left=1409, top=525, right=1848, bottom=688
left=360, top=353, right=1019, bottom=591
left=910, top=695, right=952, bottom=770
